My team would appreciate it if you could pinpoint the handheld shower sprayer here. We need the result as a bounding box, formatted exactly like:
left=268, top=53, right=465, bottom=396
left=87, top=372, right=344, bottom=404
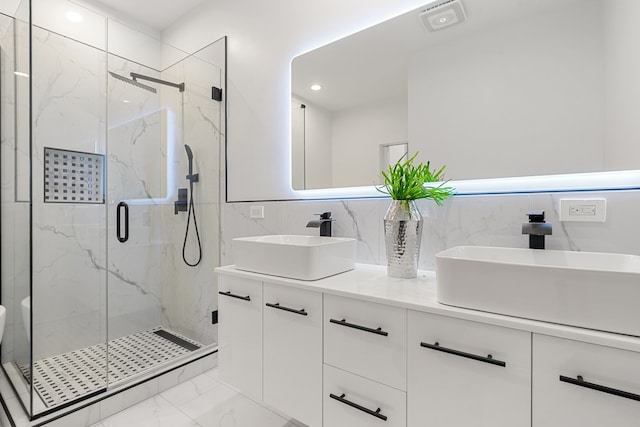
left=184, top=144, right=198, bottom=184
left=181, top=144, right=202, bottom=267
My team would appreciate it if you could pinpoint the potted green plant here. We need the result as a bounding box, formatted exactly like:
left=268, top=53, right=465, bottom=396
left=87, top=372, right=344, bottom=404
left=377, top=152, right=454, bottom=278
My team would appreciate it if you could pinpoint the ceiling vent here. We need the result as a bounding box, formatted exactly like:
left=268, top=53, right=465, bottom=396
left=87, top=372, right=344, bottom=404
left=419, top=0, right=467, bottom=32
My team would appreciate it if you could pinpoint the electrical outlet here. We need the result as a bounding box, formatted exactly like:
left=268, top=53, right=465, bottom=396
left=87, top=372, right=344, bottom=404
left=559, top=198, right=606, bottom=222
left=250, top=205, right=264, bottom=219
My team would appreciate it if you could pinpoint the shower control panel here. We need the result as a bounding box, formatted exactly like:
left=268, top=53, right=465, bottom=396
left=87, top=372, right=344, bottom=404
left=44, top=147, right=105, bottom=204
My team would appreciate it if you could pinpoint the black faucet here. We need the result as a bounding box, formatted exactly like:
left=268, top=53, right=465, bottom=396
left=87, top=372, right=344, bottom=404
left=522, top=210, right=552, bottom=249
left=306, top=212, right=334, bottom=237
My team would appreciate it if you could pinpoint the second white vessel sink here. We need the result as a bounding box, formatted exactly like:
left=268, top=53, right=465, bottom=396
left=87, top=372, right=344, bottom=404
left=436, top=246, right=640, bottom=336
left=233, top=235, right=356, bottom=281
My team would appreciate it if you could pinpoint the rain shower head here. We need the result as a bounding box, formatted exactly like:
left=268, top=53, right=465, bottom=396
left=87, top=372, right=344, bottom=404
left=108, top=71, right=157, bottom=94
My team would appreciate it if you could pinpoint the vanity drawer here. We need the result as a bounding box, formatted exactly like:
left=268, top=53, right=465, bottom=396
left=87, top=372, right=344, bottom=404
left=324, top=294, right=407, bottom=390
left=533, top=334, right=640, bottom=427
left=407, top=310, right=531, bottom=427
left=323, top=364, right=406, bottom=427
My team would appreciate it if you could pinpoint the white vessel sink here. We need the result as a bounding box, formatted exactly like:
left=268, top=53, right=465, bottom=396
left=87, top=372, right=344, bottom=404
left=233, top=235, right=356, bottom=281
left=436, top=246, right=640, bottom=336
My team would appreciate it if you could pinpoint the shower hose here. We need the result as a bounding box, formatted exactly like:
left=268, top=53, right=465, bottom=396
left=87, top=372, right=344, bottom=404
left=182, top=180, right=202, bottom=267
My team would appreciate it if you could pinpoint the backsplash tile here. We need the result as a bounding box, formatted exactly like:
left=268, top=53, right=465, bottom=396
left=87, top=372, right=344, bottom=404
left=222, top=189, right=640, bottom=272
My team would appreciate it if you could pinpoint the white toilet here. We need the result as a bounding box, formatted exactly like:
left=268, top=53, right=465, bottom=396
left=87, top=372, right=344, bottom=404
left=21, top=296, right=30, bottom=343
left=0, top=304, right=6, bottom=344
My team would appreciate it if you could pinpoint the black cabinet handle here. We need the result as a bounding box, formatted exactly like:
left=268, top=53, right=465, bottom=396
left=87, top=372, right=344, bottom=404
left=329, top=393, right=387, bottom=421
left=420, top=342, right=506, bottom=367
left=116, top=201, right=129, bottom=243
left=265, top=302, right=307, bottom=316
left=329, top=318, right=388, bottom=336
left=218, top=291, right=251, bottom=301
left=559, top=375, right=640, bottom=402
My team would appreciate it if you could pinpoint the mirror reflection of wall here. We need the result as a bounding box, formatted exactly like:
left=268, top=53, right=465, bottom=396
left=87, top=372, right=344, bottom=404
left=380, top=142, right=409, bottom=184
left=292, top=95, right=408, bottom=189
left=292, top=0, right=640, bottom=190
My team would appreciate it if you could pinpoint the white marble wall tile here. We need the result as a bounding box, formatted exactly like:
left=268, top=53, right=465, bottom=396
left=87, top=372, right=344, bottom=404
left=31, top=27, right=106, bottom=203
left=285, top=199, right=382, bottom=264
left=159, top=201, right=219, bottom=345
left=529, top=190, right=640, bottom=256
left=220, top=189, right=640, bottom=274
left=45, top=402, right=101, bottom=427
left=157, top=45, right=223, bottom=346
left=0, top=14, right=15, bottom=203
left=220, top=202, right=288, bottom=265
left=107, top=203, right=164, bottom=340
left=31, top=204, right=106, bottom=359
left=203, top=352, right=218, bottom=371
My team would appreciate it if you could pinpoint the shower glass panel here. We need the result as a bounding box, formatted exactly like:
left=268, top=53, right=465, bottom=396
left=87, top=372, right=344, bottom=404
left=1, top=0, right=36, bottom=417
left=1, top=0, right=224, bottom=419
left=30, top=2, right=109, bottom=415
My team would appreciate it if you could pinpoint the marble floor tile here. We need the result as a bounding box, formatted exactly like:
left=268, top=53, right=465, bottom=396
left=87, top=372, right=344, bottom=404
left=178, top=385, right=291, bottom=427
left=99, top=395, right=198, bottom=427
left=160, top=372, right=222, bottom=407
left=89, top=368, right=299, bottom=427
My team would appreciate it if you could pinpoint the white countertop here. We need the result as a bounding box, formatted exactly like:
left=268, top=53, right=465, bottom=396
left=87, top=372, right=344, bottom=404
left=215, top=263, right=640, bottom=353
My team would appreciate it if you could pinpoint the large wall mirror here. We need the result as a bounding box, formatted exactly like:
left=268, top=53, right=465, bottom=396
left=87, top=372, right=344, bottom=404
left=291, top=0, right=640, bottom=191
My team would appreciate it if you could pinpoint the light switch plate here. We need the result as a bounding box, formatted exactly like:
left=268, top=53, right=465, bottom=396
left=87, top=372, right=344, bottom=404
left=559, top=198, right=606, bottom=222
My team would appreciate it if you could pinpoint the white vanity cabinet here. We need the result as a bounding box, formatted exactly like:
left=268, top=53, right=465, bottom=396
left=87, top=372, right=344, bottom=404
left=216, top=265, right=640, bottom=427
left=533, top=334, right=640, bottom=427
left=217, top=275, right=263, bottom=401
left=407, top=310, right=531, bottom=427
left=263, top=283, right=323, bottom=427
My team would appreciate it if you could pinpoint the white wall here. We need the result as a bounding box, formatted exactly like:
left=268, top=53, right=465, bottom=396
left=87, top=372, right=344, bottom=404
left=301, top=99, right=333, bottom=189
left=163, top=0, right=429, bottom=201
left=408, top=0, right=604, bottom=180
left=604, top=0, right=640, bottom=171
left=332, top=95, right=408, bottom=187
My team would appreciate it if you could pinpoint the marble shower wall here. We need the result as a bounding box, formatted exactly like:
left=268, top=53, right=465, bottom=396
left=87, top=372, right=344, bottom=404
left=221, top=189, right=640, bottom=271
left=24, top=16, right=223, bottom=360
left=159, top=44, right=223, bottom=346
left=30, top=26, right=107, bottom=361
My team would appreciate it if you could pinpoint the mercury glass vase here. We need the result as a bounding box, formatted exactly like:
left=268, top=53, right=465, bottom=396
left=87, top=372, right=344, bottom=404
left=384, top=200, right=423, bottom=278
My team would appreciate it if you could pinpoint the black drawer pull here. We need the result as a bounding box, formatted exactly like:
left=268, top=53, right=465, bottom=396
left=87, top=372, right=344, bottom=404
left=265, top=302, right=308, bottom=316
left=420, top=342, right=506, bottom=367
left=329, top=393, right=387, bottom=421
left=218, top=291, right=251, bottom=301
left=329, top=318, right=388, bottom=336
left=559, top=375, right=640, bottom=402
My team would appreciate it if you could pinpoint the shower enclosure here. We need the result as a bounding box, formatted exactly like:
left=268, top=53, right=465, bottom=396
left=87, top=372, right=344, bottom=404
left=1, top=0, right=224, bottom=419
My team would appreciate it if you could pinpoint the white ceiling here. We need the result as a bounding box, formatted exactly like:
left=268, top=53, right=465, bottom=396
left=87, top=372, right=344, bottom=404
left=89, top=0, right=207, bottom=30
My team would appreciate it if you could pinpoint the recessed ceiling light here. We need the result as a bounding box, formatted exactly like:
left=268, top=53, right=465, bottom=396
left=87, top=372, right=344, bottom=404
left=310, top=84, right=322, bottom=91
left=14, top=71, right=29, bottom=78
left=123, top=99, right=130, bottom=103
left=66, top=11, right=84, bottom=23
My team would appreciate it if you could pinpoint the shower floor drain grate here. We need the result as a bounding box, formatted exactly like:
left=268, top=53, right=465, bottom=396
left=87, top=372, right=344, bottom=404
left=20, top=327, right=201, bottom=408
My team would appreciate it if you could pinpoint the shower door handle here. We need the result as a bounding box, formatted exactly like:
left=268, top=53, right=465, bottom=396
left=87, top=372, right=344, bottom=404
left=116, top=201, right=129, bottom=243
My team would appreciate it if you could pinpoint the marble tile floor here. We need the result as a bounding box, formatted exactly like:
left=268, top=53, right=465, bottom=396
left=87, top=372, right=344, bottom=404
left=88, top=368, right=301, bottom=427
